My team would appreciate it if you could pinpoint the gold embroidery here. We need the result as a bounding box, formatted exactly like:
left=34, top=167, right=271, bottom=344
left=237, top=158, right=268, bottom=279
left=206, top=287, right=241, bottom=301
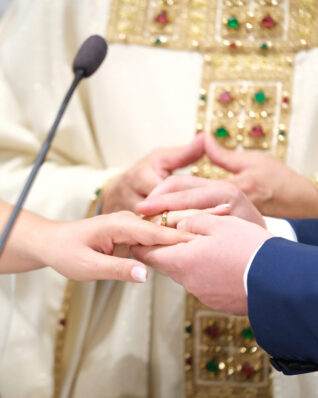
left=51, top=2, right=317, bottom=398
left=107, top=1, right=314, bottom=398
left=185, top=295, right=272, bottom=398
left=53, top=279, right=75, bottom=398
left=184, top=51, right=294, bottom=398
left=193, top=52, right=294, bottom=179
left=107, top=0, right=318, bottom=52
left=53, top=177, right=119, bottom=396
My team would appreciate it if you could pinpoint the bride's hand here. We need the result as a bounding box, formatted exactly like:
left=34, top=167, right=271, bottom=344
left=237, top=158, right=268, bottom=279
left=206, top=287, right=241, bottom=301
left=40, top=211, right=193, bottom=282
left=137, top=175, right=265, bottom=227
left=143, top=208, right=228, bottom=228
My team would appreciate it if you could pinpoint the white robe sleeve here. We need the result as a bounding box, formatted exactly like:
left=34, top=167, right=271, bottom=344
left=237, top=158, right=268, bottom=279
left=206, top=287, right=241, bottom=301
left=0, top=10, right=120, bottom=221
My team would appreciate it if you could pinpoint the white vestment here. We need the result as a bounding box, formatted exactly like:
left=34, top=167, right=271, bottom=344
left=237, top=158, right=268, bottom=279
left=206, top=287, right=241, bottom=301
left=0, top=0, right=318, bottom=397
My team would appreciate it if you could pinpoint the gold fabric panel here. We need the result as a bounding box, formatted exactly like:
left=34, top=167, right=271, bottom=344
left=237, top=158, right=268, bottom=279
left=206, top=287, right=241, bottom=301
left=105, top=1, right=317, bottom=398
left=107, top=0, right=318, bottom=52
left=52, top=1, right=318, bottom=397
left=193, top=52, right=294, bottom=179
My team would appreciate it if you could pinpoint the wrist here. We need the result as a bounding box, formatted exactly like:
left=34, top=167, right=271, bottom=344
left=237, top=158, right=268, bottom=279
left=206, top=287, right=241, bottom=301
left=30, top=218, right=64, bottom=270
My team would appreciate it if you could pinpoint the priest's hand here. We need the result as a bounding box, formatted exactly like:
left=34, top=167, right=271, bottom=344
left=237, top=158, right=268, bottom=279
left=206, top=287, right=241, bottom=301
left=137, top=176, right=265, bottom=227
left=204, top=135, right=318, bottom=218
left=132, top=214, right=272, bottom=315
left=101, top=134, right=205, bottom=214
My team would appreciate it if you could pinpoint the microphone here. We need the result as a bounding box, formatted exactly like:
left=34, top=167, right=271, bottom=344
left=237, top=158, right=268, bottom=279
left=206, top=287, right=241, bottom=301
left=0, top=35, right=108, bottom=255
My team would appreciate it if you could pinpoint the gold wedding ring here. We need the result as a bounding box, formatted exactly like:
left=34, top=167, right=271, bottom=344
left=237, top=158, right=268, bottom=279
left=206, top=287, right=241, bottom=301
left=161, top=211, right=168, bottom=227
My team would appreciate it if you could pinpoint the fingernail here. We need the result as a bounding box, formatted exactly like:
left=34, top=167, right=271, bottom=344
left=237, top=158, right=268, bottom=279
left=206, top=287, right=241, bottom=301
left=214, top=203, right=230, bottom=210
left=131, top=267, right=147, bottom=283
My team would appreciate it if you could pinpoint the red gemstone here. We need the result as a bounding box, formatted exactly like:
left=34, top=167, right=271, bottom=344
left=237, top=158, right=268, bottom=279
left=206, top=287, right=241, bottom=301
left=185, top=357, right=193, bottom=366
left=242, top=363, right=255, bottom=377
left=59, top=318, right=67, bottom=327
left=218, top=91, right=233, bottom=104
left=155, top=11, right=169, bottom=25
left=282, top=97, right=289, bottom=104
left=261, top=15, right=275, bottom=29
left=205, top=326, right=221, bottom=338
left=229, top=42, right=237, bottom=49
left=250, top=125, right=265, bottom=138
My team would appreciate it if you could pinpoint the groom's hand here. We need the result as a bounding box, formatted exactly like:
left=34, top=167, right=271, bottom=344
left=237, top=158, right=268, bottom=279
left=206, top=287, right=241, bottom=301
left=102, top=134, right=205, bottom=214
left=132, top=214, right=272, bottom=315
left=137, top=176, right=265, bottom=227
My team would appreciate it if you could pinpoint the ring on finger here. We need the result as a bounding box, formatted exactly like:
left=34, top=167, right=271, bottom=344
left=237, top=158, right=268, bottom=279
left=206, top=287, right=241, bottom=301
left=161, top=211, right=168, bottom=227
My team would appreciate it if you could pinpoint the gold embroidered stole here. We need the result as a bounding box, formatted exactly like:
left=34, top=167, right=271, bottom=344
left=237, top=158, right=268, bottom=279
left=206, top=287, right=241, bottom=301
left=106, top=1, right=318, bottom=397
left=54, top=1, right=318, bottom=397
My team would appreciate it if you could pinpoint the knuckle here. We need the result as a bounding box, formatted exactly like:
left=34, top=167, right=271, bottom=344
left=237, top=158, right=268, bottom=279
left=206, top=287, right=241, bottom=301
left=223, top=182, right=241, bottom=198
left=165, top=175, right=178, bottom=185
left=117, top=210, right=134, bottom=219
left=241, top=178, right=255, bottom=193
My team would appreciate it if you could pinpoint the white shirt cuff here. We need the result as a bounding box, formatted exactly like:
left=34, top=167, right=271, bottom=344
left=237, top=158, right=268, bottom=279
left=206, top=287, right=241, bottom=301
left=243, top=217, right=298, bottom=295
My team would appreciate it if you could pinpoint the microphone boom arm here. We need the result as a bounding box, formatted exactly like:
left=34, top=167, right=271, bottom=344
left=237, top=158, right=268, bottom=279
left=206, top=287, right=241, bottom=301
left=0, top=69, right=85, bottom=255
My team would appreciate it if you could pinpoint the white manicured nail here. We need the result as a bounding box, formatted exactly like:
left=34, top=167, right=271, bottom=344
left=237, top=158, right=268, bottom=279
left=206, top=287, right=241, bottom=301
left=214, top=204, right=230, bottom=209
left=131, top=267, right=147, bottom=283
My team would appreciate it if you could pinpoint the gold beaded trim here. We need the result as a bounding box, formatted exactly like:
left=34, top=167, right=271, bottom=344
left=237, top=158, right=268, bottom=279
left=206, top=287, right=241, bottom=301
left=106, top=1, right=316, bottom=397
left=185, top=40, right=294, bottom=398
left=192, top=52, right=294, bottom=179
left=53, top=279, right=75, bottom=398
left=53, top=2, right=318, bottom=398
left=184, top=296, right=272, bottom=398
left=107, top=0, right=318, bottom=52
left=53, top=177, right=119, bottom=397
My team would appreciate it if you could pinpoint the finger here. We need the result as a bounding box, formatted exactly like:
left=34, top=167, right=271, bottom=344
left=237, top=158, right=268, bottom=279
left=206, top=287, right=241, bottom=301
left=159, top=133, right=205, bottom=171
left=209, top=204, right=231, bottom=215
left=137, top=188, right=206, bottom=215
left=137, top=186, right=233, bottom=216
left=110, top=215, right=194, bottom=247
left=132, top=243, right=184, bottom=275
left=130, top=219, right=194, bottom=246
left=146, top=175, right=209, bottom=199
left=133, top=167, right=164, bottom=196
left=144, top=207, right=230, bottom=228
left=86, top=250, right=149, bottom=283
left=177, top=213, right=223, bottom=235
left=205, top=135, right=252, bottom=173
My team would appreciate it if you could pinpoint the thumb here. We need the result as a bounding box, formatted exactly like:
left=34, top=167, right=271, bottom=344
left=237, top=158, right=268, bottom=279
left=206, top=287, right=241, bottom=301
left=205, top=135, right=251, bottom=173
left=160, top=133, right=205, bottom=171
left=88, top=250, right=149, bottom=283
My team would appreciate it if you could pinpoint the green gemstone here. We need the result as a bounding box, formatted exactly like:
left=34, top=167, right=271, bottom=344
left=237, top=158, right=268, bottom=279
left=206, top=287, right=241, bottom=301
left=155, top=38, right=162, bottom=45
left=206, top=360, right=219, bottom=373
left=227, top=16, right=239, bottom=29
left=279, top=130, right=286, bottom=136
left=185, top=325, right=192, bottom=334
left=215, top=127, right=229, bottom=138
left=95, top=188, right=101, bottom=197
left=260, top=43, right=268, bottom=50
left=254, top=91, right=266, bottom=104
left=200, top=94, right=207, bottom=102
left=241, top=327, right=254, bottom=340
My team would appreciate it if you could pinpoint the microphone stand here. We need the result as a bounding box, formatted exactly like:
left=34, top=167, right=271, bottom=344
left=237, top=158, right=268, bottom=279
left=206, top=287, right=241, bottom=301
left=0, top=69, right=85, bottom=255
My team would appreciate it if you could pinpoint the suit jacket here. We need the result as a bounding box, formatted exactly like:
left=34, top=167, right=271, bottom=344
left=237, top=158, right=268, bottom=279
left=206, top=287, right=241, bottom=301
left=248, top=218, right=318, bottom=375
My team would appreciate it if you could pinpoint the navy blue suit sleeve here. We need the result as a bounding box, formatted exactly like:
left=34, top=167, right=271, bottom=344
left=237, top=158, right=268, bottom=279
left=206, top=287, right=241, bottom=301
left=286, top=218, right=318, bottom=246
left=248, top=237, right=318, bottom=374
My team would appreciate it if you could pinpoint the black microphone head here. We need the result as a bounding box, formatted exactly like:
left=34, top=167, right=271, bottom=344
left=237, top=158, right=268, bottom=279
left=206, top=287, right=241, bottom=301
left=73, top=35, right=108, bottom=77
